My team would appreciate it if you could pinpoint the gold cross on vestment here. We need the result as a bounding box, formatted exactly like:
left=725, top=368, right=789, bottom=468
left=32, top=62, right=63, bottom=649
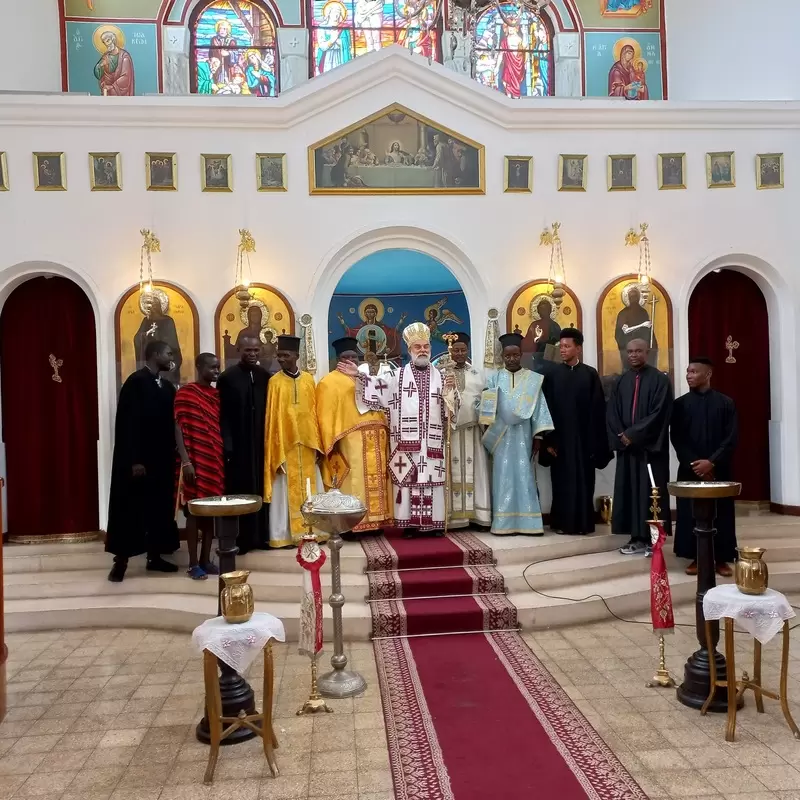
left=725, top=335, right=739, bottom=364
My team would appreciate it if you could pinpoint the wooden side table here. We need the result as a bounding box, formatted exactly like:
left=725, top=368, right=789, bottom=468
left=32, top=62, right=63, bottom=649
left=202, top=641, right=280, bottom=784
left=701, top=585, right=799, bottom=743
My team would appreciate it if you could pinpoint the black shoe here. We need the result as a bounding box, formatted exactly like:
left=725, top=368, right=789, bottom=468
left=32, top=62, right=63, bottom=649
left=146, top=556, right=179, bottom=573
left=402, top=530, right=414, bottom=540
left=108, top=560, right=127, bottom=582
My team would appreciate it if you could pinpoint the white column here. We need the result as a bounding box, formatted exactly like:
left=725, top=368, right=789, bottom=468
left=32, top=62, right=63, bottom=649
left=162, top=25, right=190, bottom=95
left=278, top=28, right=310, bottom=91
left=553, top=32, right=580, bottom=98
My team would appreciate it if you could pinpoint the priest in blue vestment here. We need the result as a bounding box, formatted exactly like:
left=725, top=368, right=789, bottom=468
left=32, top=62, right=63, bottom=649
left=482, top=332, right=554, bottom=536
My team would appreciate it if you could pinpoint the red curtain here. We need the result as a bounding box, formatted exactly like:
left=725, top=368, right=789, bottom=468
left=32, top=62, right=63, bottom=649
left=0, top=277, right=99, bottom=536
left=688, top=270, right=770, bottom=501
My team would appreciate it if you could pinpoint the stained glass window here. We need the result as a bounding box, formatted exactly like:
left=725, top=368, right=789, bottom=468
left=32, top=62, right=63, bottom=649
left=474, top=5, right=552, bottom=98
left=310, top=0, right=442, bottom=77
left=191, top=1, right=279, bottom=96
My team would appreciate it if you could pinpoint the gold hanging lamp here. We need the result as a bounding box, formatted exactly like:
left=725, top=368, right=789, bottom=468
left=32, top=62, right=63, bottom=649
left=139, top=228, right=160, bottom=296
left=539, top=221, right=566, bottom=309
left=234, top=228, right=256, bottom=311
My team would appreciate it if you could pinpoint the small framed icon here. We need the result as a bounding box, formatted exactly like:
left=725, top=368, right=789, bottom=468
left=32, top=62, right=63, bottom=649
left=756, top=153, right=784, bottom=190
left=706, top=151, right=735, bottom=189
left=89, top=152, right=122, bottom=191
left=657, top=153, right=686, bottom=190
left=146, top=152, right=177, bottom=191
left=33, top=152, right=66, bottom=191
left=0, top=151, right=8, bottom=191
left=607, top=154, right=636, bottom=192
left=503, top=156, right=532, bottom=193
left=558, top=154, right=587, bottom=192
left=201, top=153, right=232, bottom=192
left=256, top=153, right=287, bottom=192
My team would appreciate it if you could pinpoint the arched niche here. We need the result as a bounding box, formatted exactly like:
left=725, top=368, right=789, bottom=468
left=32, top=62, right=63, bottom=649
left=115, top=280, right=200, bottom=388
left=596, top=274, right=673, bottom=379
left=506, top=279, right=582, bottom=369
left=215, top=283, right=295, bottom=371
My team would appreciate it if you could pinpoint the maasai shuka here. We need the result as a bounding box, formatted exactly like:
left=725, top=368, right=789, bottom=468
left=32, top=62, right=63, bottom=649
left=649, top=521, right=675, bottom=632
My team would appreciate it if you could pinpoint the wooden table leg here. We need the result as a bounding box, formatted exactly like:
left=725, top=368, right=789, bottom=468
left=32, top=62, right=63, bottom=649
left=203, top=651, right=223, bottom=785
left=778, top=622, right=800, bottom=740
left=701, top=621, right=717, bottom=716
left=262, top=642, right=280, bottom=777
left=752, top=639, right=765, bottom=713
left=724, top=618, right=737, bottom=742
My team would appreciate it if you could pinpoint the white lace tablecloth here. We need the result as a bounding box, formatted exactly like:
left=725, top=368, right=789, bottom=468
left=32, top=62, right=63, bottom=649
left=191, top=612, right=286, bottom=673
left=703, top=585, right=796, bottom=644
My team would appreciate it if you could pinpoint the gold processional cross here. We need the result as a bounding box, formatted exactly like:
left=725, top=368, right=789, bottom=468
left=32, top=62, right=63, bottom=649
left=49, top=354, right=64, bottom=383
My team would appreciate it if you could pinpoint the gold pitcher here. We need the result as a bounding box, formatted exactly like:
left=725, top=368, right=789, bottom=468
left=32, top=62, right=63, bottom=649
left=735, top=547, right=768, bottom=595
left=220, top=570, right=255, bottom=623
left=599, top=496, right=613, bottom=525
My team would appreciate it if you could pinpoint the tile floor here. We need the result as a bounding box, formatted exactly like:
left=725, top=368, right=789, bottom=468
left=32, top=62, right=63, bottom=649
left=1, top=596, right=799, bottom=800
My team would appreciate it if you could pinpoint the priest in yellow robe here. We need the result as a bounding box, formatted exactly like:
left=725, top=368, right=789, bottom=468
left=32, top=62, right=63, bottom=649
left=317, top=337, right=392, bottom=532
left=264, top=335, right=324, bottom=548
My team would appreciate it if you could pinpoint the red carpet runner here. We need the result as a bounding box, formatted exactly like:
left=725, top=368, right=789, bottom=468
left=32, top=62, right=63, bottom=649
left=363, top=531, right=647, bottom=800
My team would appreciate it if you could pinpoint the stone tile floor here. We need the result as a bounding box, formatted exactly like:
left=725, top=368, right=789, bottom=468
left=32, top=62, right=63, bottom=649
left=2, top=596, right=799, bottom=799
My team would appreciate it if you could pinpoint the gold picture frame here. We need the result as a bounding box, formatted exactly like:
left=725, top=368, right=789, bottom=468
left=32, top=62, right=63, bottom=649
left=0, top=151, right=8, bottom=191
left=146, top=152, right=177, bottom=191
left=706, top=151, right=735, bottom=188
left=308, top=103, right=485, bottom=196
left=756, top=153, right=784, bottom=190
left=89, top=152, right=122, bottom=191
left=33, top=152, right=66, bottom=191
left=607, top=154, right=636, bottom=191
left=201, top=153, right=232, bottom=192
left=256, top=153, right=287, bottom=192
left=558, top=154, right=587, bottom=192
left=503, top=156, right=532, bottom=193
left=657, top=152, right=686, bottom=190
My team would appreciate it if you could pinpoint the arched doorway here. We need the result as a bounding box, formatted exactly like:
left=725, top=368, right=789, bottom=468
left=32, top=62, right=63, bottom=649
left=327, top=248, right=471, bottom=370
left=0, top=276, right=100, bottom=539
left=688, top=269, right=770, bottom=501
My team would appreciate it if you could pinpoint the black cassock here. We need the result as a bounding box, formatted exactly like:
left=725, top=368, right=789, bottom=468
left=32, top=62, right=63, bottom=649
left=671, top=389, right=738, bottom=563
left=607, top=365, right=673, bottom=543
left=541, top=363, right=611, bottom=534
left=218, top=362, right=269, bottom=552
left=106, top=368, right=179, bottom=559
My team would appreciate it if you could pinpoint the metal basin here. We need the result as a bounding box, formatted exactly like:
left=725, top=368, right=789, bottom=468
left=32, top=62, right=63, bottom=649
left=301, top=488, right=366, bottom=535
left=187, top=494, right=263, bottom=518
left=667, top=481, right=742, bottom=499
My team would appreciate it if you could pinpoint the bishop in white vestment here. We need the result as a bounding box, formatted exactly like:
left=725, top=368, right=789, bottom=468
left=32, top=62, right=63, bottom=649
left=343, top=322, right=458, bottom=536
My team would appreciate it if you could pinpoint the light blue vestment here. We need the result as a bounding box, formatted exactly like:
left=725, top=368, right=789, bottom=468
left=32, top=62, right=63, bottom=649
left=482, top=368, right=553, bottom=534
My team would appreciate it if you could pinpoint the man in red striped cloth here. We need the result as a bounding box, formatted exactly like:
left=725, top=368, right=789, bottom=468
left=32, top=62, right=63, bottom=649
left=175, top=353, right=226, bottom=580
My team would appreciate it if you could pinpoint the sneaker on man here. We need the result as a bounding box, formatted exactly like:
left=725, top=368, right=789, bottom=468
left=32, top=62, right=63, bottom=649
left=645, top=545, right=653, bottom=558
left=619, top=540, right=647, bottom=556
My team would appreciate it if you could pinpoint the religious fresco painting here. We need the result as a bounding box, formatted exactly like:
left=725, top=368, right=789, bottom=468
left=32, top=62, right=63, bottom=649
left=657, top=152, right=686, bottom=190
left=309, top=105, right=484, bottom=194
left=215, top=284, right=295, bottom=371
left=584, top=32, right=663, bottom=100
left=706, top=151, right=735, bottom=189
left=33, top=152, right=67, bottom=191
left=607, top=154, right=635, bottom=191
left=757, top=153, right=784, bottom=190
left=256, top=153, right=287, bottom=191
left=504, top=156, right=532, bottom=193
left=328, top=291, right=469, bottom=369
left=311, top=0, right=440, bottom=76
left=146, top=152, right=178, bottom=190
left=473, top=4, right=552, bottom=98
left=506, top=280, right=581, bottom=371
left=201, top=153, right=232, bottom=191
left=576, top=0, right=660, bottom=27
left=596, top=275, right=672, bottom=379
left=89, top=152, right=122, bottom=191
left=191, top=1, right=278, bottom=96
left=558, top=154, right=587, bottom=191
left=115, top=281, right=199, bottom=388
left=65, top=21, right=158, bottom=95
left=64, top=0, right=162, bottom=16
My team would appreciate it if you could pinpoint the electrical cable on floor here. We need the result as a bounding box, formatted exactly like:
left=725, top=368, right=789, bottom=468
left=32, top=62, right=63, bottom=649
left=521, top=545, right=800, bottom=634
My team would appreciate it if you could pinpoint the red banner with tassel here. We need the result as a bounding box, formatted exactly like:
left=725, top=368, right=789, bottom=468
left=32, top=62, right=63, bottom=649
left=649, top=519, right=675, bottom=633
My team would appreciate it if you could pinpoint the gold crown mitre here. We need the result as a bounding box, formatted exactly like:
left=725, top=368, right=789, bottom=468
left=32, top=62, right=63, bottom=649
left=402, top=322, right=430, bottom=347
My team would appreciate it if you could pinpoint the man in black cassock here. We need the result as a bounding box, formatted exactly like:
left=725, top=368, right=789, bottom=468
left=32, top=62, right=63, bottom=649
left=541, top=329, right=611, bottom=534
left=671, top=357, right=738, bottom=576
left=218, top=335, right=269, bottom=553
left=607, top=338, right=673, bottom=555
left=106, top=340, right=180, bottom=582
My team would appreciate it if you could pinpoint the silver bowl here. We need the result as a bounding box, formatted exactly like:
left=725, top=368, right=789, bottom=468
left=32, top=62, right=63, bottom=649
left=300, top=488, right=366, bottom=535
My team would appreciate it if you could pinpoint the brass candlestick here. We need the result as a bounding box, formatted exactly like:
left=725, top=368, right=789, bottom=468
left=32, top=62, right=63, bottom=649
left=297, top=656, right=333, bottom=716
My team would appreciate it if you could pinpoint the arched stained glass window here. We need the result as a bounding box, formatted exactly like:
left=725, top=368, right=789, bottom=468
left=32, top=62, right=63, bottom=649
left=474, top=4, right=552, bottom=98
left=310, top=0, right=442, bottom=77
left=190, top=0, right=279, bottom=96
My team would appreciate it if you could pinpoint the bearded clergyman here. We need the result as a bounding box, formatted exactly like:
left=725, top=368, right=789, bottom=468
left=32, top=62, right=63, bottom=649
left=339, top=322, right=458, bottom=538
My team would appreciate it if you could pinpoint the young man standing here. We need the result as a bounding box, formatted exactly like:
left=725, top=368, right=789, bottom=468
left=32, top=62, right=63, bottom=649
left=175, top=353, right=225, bottom=579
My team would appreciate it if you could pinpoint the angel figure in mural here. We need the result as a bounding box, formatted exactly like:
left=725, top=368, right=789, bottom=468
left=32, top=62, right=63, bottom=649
left=93, top=26, right=135, bottom=96
left=315, top=1, right=353, bottom=76
left=397, top=0, right=437, bottom=58
left=355, top=0, right=384, bottom=53
left=425, top=298, right=463, bottom=341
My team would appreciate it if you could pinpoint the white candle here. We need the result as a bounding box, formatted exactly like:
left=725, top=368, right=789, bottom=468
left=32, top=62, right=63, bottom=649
left=306, top=478, right=312, bottom=501
left=647, top=463, right=656, bottom=489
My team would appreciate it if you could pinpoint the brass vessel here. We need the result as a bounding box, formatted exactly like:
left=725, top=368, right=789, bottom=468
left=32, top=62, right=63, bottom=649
left=735, top=547, right=768, bottom=595
left=220, top=570, right=255, bottom=623
left=599, top=496, right=613, bottom=525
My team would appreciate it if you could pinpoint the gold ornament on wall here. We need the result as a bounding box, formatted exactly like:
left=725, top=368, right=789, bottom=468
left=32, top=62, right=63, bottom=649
left=539, top=222, right=567, bottom=309
left=234, top=229, right=256, bottom=311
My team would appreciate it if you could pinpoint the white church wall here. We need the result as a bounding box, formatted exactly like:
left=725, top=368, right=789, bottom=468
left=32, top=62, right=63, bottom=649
left=0, top=51, right=798, bottom=524
left=1, top=0, right=62, bottom=93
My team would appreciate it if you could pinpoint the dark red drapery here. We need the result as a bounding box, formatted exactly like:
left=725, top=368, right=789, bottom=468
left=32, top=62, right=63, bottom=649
left=688, top=269, right=770, bottom=501
left=0, top=277, right=99, bottom=536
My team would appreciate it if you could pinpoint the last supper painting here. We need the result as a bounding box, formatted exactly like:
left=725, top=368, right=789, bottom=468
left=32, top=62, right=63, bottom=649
left=309, top=104, right=485, bottom=194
